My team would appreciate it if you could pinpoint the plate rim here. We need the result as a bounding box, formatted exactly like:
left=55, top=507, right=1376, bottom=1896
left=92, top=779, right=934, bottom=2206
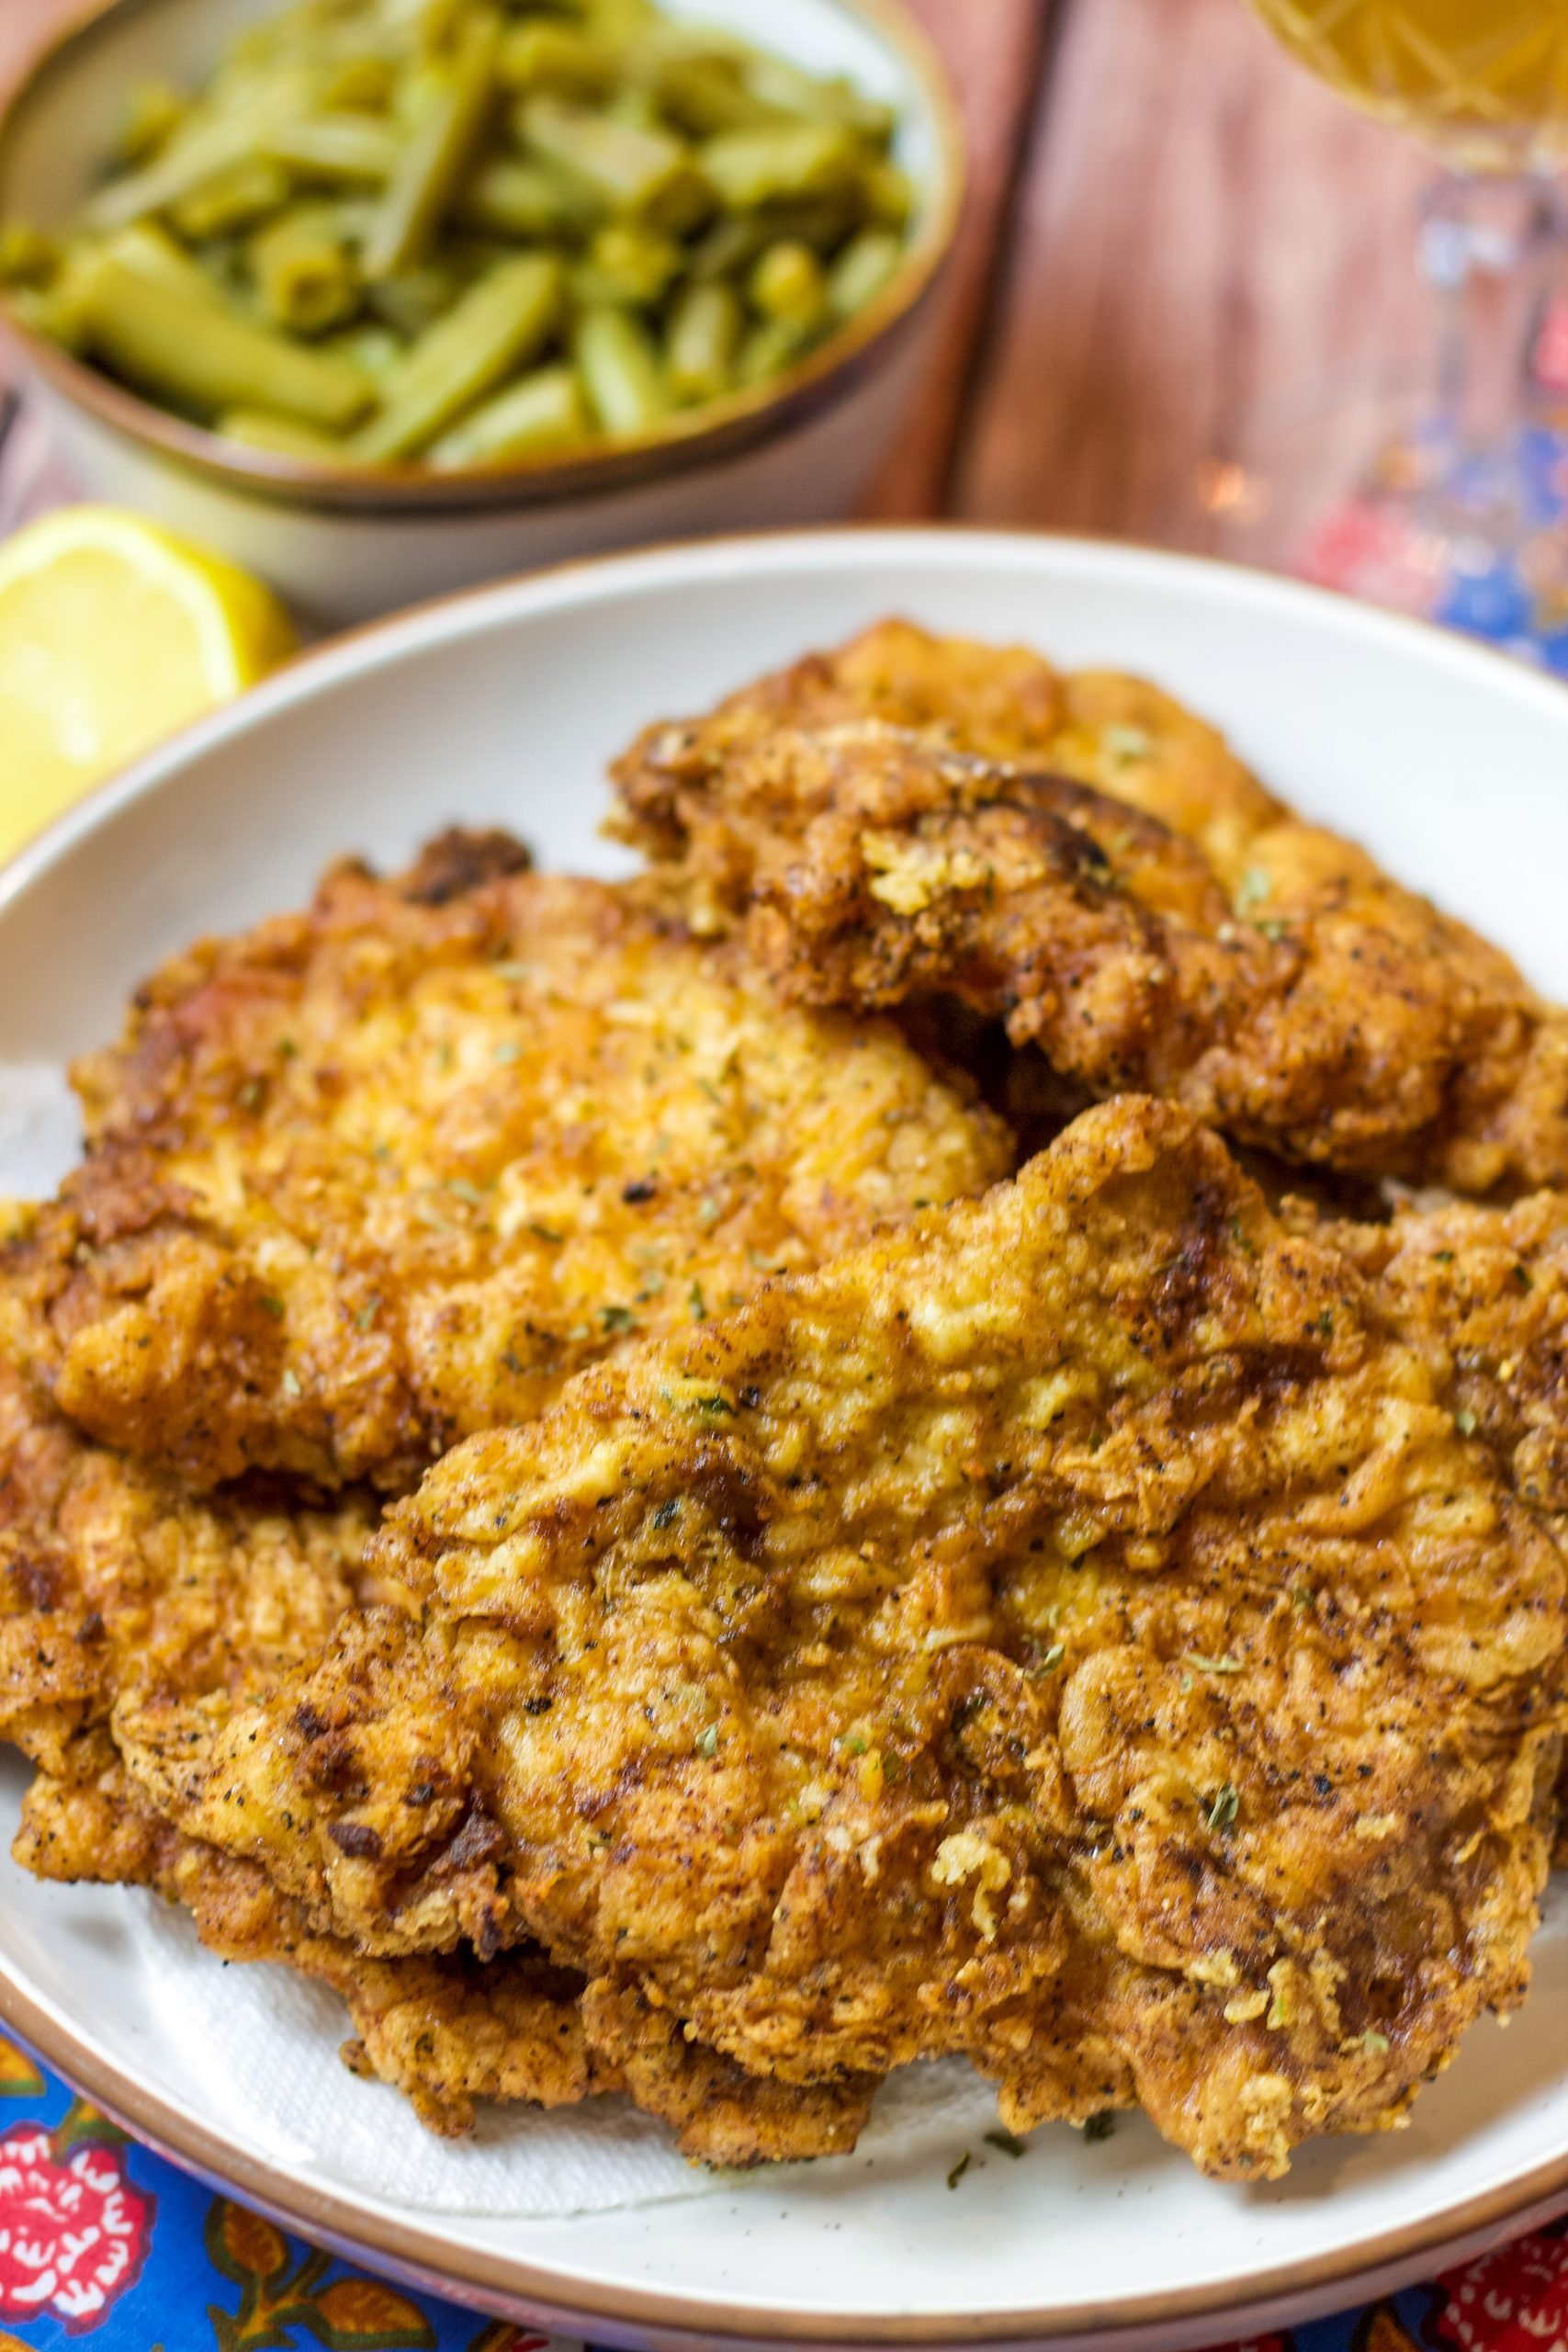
left=6, top=523, right=1568, bottom=2344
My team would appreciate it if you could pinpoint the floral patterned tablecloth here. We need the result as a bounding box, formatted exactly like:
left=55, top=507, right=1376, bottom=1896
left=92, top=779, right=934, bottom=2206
left=0, top=2033, right=1561, bottom=2352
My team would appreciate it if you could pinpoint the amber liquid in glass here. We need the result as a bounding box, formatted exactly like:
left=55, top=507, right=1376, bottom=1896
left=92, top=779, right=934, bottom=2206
left=1248, top=0, right=1568, bottom=167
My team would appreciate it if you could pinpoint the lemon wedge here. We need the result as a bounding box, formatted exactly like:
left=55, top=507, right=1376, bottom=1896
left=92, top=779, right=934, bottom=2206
left=0, top=504, right=296, bottom=865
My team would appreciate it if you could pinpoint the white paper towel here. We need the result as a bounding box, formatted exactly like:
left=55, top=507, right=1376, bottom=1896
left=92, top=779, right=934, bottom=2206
left=2, top=1062, right=995, bottom=2219
left=135, top=1894, right=998, bottom=2218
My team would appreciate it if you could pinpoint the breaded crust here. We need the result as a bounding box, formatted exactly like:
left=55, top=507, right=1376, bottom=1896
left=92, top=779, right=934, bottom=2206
left=0, top=1347, right=886, bottom=2159
left=611, top=621, right=1568, bottom=1193
left=1, top=846, right=1010, bottom=1492
left=120, top=1099, right=1565, bottom=2179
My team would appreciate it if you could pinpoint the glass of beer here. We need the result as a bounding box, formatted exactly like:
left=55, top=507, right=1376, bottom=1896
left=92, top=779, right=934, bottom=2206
left=1242, top=0, right=1568, bottom=643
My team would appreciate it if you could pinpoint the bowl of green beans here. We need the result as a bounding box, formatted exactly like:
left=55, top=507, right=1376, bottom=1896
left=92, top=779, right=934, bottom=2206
left=0, top=0, right=961, bottom=623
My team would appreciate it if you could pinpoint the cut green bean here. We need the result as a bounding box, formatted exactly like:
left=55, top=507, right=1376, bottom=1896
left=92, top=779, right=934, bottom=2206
left=828, top=227, right=901, bottom=320
left=361, top=11, right=499, bottom=279
left=698, top=119, right=859, bottom=210
left=862, top=158, right=913, bottom=228
left=114, top=78, right=187, bottom=166
left=663, top=277, right=740, bottom=402
left=743, top=55, right=896, bottom=143
left=574, top=301, right=667, bottom=434
left=427, top=362, right=587, bottom=464
left=324, top=321, right=404, bottom=374
left=106, top=220, right=233, bottom=300
left=639, top=50, right=770, bottom=136
left=457, top=155, right=599, bottom=237
left=518, top=94, right=706, bottom=229
left=168, top=156, right=294, bottom=240
left=737, top=313, right=811, bottom=385
left=0, top=222, right=57, bottom=289
left=749, top=239, right=826, bottom=329
left=264, top=112, right=400, bottom=183
left=572, top=220, right=680, bottom=306
left=220, top=407, right=354, bottom=458
left=84, top=66, right=320, bottom=231
left=353, top=249, right=561, bottom=456
left=365, top=260, right=461, bottom=336
left=251, top=209, right=361, bottom=333
left=80, top=253, right=376, bottom=425
left=497, top=22, right=617, bottom=96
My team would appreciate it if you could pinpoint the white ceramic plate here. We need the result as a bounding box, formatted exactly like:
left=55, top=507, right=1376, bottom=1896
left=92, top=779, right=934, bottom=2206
left=5, top=529, right=1568, bottom=2351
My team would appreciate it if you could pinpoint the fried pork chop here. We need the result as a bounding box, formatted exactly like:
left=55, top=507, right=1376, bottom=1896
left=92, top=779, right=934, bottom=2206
left=0, top=1336, right=617, bottom=2136
left=118, top=1099, right=1565, bottom=2180
left=0, top=1336, right=369, bottom=1774
left=0, top=1324, right=878, bottom=2158
left=610, top=621, right=1568, bottom=1194
left=0, top=838, right=1010, bottom=1492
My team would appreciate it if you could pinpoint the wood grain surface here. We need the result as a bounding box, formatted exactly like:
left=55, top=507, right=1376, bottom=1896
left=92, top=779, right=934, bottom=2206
left=1, top=0, right=1439, bottom=563
left=951, top=0, right=1434, bottom=563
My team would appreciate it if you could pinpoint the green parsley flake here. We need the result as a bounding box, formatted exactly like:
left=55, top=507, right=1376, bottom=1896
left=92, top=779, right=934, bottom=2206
left=697, top=1197, right=720, bottom=1226
left=529, top=1221, right=565, bottom=1245
left=1234, top=866, right=1271, bottom=914
left=1186, top=1652, right=1241, bottom=1675
left=1455, top=1407, right=1478, bottom=1436
left=945, top=2151, right=971, bottom=2190
left=1359, top=2028, right=1390, bottom=2054
left=1206, top=1782, right=1239, bottom=1834
left=447, top=1179, right=487, bottom=1206
left=259, top=1295, right=286, bottom=1320
left=1101, top=725, right=1150, bottom=764
left=694, top=1724, right=719, bottom=1758
left=1082, top=2111, right=1116, bottom=2143
left=1035, top=1643, right=1066, bottom=1675
left=688, top=1281, right=706, bottom=1321
left=492, top=1039, right=523, bottom=1065
left=355, top=1297, right=379, bottom=1332
left=601, top=1305, right=637, bottom=1334
left=984, top=2129, right=1028, bottom=2159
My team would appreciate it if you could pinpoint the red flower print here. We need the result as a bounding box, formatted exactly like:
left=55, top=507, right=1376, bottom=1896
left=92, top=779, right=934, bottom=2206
left=1435, top=2231, right=1568, bottom=2352
left=0, top=2122, right=153, bottom=2332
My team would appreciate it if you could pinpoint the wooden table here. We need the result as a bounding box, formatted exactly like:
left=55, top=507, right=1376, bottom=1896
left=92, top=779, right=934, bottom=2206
left=2, top=0, right=1438, bottom=568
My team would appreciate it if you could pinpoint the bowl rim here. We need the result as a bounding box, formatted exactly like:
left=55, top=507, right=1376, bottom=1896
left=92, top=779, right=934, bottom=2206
left=8, top=524, right=1568, bottom=2347
left=0, top=0, right=964, bottom=515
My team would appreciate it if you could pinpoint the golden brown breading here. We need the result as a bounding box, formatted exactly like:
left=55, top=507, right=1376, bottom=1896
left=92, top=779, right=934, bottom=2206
left=15, top=1743, right=615, bottom=2137
left=0, top=1343, right=370, bottom=1774
left=1313, top=1187, right=1568, bottom=1868
left=610, top=616, right=1279, bottom=889
left=610, top=621, right=1568, bottom=1193
left=1325, top=1191, right=1568, bottom=1515
left=0, top=1341, right=604, bottom=2140
left=18, top=1736, right=877, bottom=2160
left=119, top=1099, right=1565, bottom=2180
left=0, top=1340, right=880, bottom=2159
left=1, top=846, right=1010, bottom=1492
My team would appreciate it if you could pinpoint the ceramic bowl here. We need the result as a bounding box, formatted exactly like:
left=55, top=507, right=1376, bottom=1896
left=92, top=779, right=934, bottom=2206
left=0, top=0, right=961, bottom=624
left=5, top=527, right=1568, bottom=2349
